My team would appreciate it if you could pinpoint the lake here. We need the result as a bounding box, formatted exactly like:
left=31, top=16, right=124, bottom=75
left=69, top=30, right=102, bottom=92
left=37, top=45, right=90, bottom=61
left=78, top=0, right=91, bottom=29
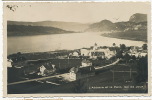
left=7, top=32, right=146, bottom=55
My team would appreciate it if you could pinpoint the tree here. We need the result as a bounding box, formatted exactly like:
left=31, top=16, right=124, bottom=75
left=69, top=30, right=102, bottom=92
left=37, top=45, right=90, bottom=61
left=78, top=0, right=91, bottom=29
left=113, top=43, right=116, bottom=47
left=17, top=52, right=21, bottom=55
left=116, top=50, right=123, bottom=59
left=142, top=44, right=147, bottom=50
left=135, top=56, right=148, bottom=83
left=120, top=44, right=126, bottom=51
left=124, top=53, right=131, bottom=64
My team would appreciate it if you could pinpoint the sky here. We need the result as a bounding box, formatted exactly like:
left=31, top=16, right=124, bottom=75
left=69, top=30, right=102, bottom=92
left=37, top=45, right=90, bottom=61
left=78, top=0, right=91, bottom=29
left=4, top=2, right=150, bottom=23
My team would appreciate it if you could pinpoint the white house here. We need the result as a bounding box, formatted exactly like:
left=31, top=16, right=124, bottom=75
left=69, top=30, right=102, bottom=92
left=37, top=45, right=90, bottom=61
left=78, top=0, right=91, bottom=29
left=130, top=46, right=138, bottom=54
left=69, top=66, right=95, bottom=80
left=92, top=43, right=98, bottom=50
left=38, top=65, right=46, bottom=76
left=89, top=48, right=116, bottom=59
left=69, top=67, right=79, bottom=80
left=72, top=51, right=79, bottom=57
left=81, top=59, right=92, bottom=68
left=7, top=59, right=13, bottom=68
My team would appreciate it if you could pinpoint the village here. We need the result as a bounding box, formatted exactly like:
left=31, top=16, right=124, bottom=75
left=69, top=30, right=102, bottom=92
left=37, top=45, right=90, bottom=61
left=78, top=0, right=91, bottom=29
left=7, top=43, right=148, bottom=83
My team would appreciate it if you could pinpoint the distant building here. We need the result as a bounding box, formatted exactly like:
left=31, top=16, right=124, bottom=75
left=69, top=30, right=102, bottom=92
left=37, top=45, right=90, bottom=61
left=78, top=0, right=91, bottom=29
left=90, top=51, right=105, bottom=59
left=129, top=46, right=138, bottom=53
left=7, top=59, right=13, bottom=68
left=38, top=62, right=56, bottom=76
left=90, top=48, right=116, bottom=59
left=127, top=46, right=148, bottom=58
left=81, top=59, right=92, bottom=68
left=93, top=43, right=98, bottom=50
left=72, top=51, right=79, bottom=57
left=38, top=65, right=46, bottom=76
left=80, top=43, right=116, bottom=59
left=69, top=66, right=95, bottom=80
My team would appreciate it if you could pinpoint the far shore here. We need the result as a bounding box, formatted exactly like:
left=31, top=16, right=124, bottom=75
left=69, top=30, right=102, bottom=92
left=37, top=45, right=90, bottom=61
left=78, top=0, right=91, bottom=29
left=101, top=35, right=147, bottom=42
left=101, top=30, right=147, bottom=42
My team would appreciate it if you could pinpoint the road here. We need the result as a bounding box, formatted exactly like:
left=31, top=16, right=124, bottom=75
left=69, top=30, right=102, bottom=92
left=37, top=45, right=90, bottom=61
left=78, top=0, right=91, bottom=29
left=95, top=58, right=120, bottom=70
left=8, top=73, right=68, bottom=86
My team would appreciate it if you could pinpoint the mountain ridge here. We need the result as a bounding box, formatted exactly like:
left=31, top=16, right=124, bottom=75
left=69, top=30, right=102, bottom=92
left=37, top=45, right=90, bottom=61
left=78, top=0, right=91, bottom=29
left=8, top=20, right=90, bottom=32
left=86, top=13, right=147, bottom=32
left=129, top=13, right=147, bottom=23
left=7, top=25, right=74, bottom=36
left=7, top=13, right=147, bottom=36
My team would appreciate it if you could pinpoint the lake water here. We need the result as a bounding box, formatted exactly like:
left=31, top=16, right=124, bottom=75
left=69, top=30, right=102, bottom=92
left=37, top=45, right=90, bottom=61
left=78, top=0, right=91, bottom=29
left=7, top=32, right=146, bottom=55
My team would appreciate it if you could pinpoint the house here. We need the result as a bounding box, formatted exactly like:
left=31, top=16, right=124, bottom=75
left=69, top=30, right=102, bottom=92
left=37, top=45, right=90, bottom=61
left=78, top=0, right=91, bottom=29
left=129, top=46, right=138, bottom=53
left=90, top=47, right=116, bottom=59
left=7, top=59, right=13, bottom=68
left=90, top=51, right=105, bottom=59
left=38, top=65, right=46, bottom=76
left=72, top=51, right=79, bottom=57
left=92, top=43, right=98, bottom=50
left=104, top=49, right=116, bottom=59
left=38, top=62, right=56, bottom=76
left=69, top=66, right=95, bottom=80
left=81, top=59, right=92, bottom=68
left=89, top=47, right=107, bottom=59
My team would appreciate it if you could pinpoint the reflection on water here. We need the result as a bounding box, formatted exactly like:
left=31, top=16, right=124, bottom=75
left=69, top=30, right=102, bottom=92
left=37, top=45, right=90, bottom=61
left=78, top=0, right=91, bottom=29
left=7, top=32, right=146, bottom=55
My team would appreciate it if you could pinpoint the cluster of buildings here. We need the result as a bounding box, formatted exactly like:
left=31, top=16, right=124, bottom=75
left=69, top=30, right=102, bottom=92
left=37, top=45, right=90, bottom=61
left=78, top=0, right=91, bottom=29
left=7, top=43, right=148, bottom=81
left=68, top=44, right=148, bottom=81
left=70, top=43, right=116, bottom=60
left=124, top=46, right=147, bottom=58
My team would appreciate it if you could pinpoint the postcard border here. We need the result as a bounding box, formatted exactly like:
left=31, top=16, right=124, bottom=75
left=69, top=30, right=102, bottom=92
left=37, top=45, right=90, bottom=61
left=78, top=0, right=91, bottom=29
left=3, top=1, right=152, bottom=97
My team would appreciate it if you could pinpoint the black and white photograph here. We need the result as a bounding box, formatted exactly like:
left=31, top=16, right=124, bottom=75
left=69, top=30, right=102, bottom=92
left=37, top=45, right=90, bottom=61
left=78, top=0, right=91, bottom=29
left=3, top=2, right=151, bottom=96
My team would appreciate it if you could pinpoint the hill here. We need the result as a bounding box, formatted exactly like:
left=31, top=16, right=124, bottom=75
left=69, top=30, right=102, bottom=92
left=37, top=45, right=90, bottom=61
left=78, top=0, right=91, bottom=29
left=7, top=13, right=147, bottom=39
left=86, top=13, right=147, bottom=32
left=7, top=25, right=73, bottom=36
left=102, top=30, right=147, bottom=42
left=129, top=13, right=147, bottom=23
left=86, top=20, right=117, bottom=32
left=8, top=21, right=90, bottom=32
